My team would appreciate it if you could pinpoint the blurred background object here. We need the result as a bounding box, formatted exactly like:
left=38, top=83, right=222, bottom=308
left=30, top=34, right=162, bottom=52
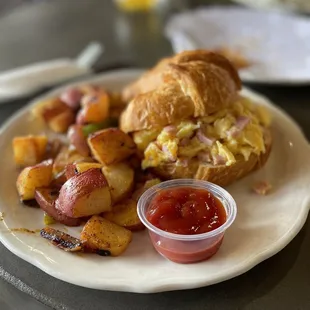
left=232, top=0, right=310, bottom=13
left=114, top=0, right=190, bottom=12
left=165, top=6, right=310, bottom=84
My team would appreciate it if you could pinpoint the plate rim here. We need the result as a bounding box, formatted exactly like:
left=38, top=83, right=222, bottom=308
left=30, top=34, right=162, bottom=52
left=0, top=69, right=310, bottom=293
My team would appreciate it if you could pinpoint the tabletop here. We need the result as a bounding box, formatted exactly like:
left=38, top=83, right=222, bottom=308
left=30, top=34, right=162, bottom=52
left=0, top=1, right=310, bottom=310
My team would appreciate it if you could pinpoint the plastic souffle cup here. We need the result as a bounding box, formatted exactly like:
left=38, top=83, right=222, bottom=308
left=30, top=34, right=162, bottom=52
left=137, top=179, right=237, bottom=264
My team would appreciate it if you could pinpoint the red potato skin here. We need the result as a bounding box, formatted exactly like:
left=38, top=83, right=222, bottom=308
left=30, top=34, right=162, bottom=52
left=67, top=125, right=90, bottom=157
left=76, top=109, right=86, bottom=125
left=55, top=168, right=110, bottom=218
left=35, top=188, right=82, bottom=226
left=65, top=163, right=78, bottom=179
left=60, top=88, right=83, bottom=110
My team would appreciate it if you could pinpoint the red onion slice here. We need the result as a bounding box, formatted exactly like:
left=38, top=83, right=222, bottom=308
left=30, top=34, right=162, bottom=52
left=177, top=158, right=189, bottom=167
left=197, top=151, right=211, bottom=162
left=163, top=125, right=177, bottom=134
left=196, top=129, right=215, bottom=146
left=179, top=137, right=190, bottom=146
left=162, top=145, right=177, bottom=161
left=226, top=127, right=241, bottom=138
left=236, top=116, right=250, bottom=130
left=213, top=154, right=226, bottom=165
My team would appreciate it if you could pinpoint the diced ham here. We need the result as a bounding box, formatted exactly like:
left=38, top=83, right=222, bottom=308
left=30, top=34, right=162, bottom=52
left=252, top=181, right=272, bottom=195
left=196, top=129, right=215, bottom=146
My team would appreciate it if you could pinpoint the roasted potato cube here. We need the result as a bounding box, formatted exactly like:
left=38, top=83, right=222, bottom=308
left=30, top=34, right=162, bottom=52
left=101, top=162, right=134, bottom=203
left=32, top=98, right=67, bottom=121
left=88, top=128, right=136, bottom=165
left=32, top=98, right=75, bottom=133
left=76, top=92, right=110, bottom=125
left=52, top=146, right=87, bottom=176
left=64, top=162, right=103, bottom=180
left=48, top=109, right=75, bottom=133
left=75, top=162, right=103, bottom=173
left=55, top=168, right=112, bottom=218
left=104, top=199, right=144, bottom=231
left=81, top=215, right=132, bottom=256
left=16, top=159, right=53, bottom=200
left=12, top=135, right=48, bottom=167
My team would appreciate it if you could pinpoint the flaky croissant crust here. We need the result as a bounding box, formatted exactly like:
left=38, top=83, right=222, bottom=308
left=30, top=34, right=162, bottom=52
left=120, top=50, right=241, bottom=133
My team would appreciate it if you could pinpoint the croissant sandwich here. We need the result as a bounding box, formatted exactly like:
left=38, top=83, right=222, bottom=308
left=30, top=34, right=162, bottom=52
left=120, top=50, right=272, bottom=187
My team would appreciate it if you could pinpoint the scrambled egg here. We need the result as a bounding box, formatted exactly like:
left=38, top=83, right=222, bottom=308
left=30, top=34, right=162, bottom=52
left=136, top=96, right=271, bottom=169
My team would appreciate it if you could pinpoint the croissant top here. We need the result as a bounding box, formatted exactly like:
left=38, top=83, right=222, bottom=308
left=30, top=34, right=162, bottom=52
left=120, top=50, right=242, bottom=133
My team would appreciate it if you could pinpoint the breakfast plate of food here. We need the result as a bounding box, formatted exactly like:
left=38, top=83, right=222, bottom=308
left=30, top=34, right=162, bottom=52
left=0, top=50, right=309, bottom=293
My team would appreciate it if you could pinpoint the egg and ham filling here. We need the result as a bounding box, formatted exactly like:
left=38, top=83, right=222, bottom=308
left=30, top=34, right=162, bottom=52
left=133, top=97, right=271, bottom=170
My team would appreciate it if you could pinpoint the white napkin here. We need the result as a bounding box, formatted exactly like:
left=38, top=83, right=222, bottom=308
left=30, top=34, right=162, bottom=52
left=165, top=6, right=310, bottom=84
left=0, top=42, right=103, bottom=102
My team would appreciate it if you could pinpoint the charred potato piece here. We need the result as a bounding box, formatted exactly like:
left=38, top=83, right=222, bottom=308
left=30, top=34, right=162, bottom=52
left=40, top=227, right=84, bottom=252
left=16, top=159, right=53, bottom=200
left=88, top=128, right=136, bottom=165
left=56, top=168, right=112, bottom=218
left=101, top=162, right=134, bottom=203
left=12, top=135, right=48, bottom=167
left=81, top=215, right=132, bottom=256
left=103, top=199, right=144, bottom=231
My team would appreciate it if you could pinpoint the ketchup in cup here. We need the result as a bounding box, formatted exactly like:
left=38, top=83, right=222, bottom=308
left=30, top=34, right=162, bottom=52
left=137, top=179, right=237, bottom=264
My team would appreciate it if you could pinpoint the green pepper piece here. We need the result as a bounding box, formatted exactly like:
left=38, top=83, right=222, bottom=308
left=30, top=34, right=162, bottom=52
left=82, top=118, right=118, bottom=137
left=43, top=213, right=56, bottom=225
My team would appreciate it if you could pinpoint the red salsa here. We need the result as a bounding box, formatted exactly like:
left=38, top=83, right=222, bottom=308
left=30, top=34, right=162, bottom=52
left=146, top=187, right=226, bottom=235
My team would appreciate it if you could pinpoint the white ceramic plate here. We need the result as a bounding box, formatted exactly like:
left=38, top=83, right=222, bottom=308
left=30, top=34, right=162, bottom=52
left=0, top=70, right=310, bottom=293
left=166, top=7, right=310, bottom=85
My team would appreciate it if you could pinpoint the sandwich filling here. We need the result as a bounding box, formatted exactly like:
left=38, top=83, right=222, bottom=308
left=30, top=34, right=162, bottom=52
left=133, top=96, right=271, bottom=170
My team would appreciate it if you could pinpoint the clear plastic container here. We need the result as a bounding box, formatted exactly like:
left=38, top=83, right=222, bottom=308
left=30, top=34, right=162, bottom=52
left=137, top=179, right=237, bottom=264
